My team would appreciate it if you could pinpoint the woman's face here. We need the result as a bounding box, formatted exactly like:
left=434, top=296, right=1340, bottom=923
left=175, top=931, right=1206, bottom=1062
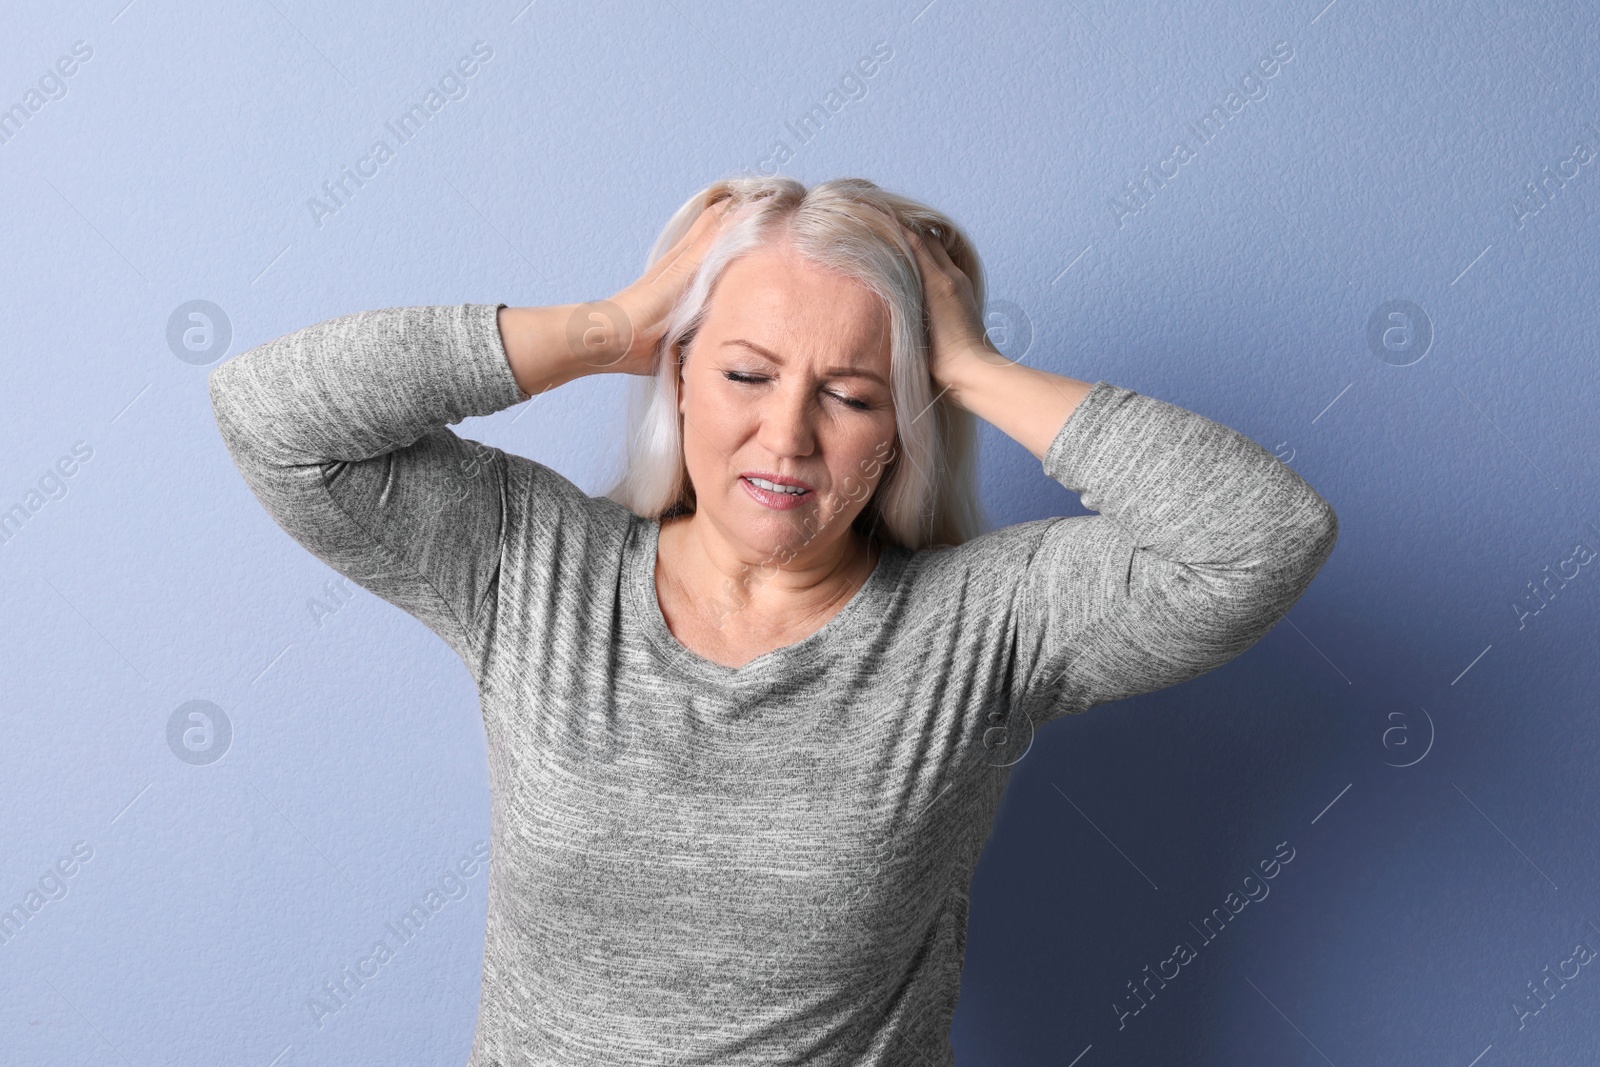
left=677, top=242, right=898, bottom=565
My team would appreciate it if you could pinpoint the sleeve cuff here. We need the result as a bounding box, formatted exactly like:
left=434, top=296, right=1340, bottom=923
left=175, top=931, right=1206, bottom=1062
left=1041, top=380, right=1139, bottom=491
left=454, top=302, right=530, bottom=414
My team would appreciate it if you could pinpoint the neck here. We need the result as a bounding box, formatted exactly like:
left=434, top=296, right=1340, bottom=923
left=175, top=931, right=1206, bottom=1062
left=659, top=511, right=877, bottom=629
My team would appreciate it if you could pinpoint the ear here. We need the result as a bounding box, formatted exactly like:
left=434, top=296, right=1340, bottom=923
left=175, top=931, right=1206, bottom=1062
left=675, top=347, right=687, bottom=413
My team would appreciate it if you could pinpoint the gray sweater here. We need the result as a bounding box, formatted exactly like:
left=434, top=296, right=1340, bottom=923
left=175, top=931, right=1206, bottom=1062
left=207, top=302, right=1337, bottom=1066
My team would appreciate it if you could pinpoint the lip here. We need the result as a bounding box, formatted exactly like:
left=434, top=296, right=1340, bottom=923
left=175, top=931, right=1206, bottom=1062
left=739, top=470, right=815, bottom=511
left=740, top=470, right=813, bottom=491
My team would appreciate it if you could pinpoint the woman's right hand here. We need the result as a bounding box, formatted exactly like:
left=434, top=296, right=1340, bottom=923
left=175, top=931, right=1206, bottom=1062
left=573, top=198, right=735, bottom=376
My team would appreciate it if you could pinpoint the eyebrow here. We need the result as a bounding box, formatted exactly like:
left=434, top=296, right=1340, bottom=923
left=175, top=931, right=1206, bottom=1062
left=721, top=338, right=888, bottom=386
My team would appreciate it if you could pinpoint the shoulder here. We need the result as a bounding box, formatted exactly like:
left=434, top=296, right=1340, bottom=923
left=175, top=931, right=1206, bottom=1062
left=498, top=449, right=638, bottom=540
left=905, top=517, right=1067, bottom=568
left=892, top=517, right=1087, bottom=602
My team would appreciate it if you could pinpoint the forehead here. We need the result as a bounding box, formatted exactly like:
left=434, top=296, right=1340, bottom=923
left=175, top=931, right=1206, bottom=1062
left=703, top=245, right=889, bottom=364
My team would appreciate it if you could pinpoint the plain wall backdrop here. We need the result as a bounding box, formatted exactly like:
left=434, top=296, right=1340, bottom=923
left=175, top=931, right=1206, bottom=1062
left=3, top=0, right=1598, bottom=1064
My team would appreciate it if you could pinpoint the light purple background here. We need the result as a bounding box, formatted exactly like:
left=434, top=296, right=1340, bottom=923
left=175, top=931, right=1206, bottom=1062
left=2, top=1, right=1597, bottom=1064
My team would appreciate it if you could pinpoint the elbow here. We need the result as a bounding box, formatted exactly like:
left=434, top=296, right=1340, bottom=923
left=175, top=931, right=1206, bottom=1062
left=1156, top=493, right=1337, bottom=656
left=1268, top=493, right=1337, bottom=604
left=206, top=360, right=229, bottom=419
left=206, top=355, right=271, bottom=466
left=206, top=359, right=243, bottom=449
left=1259, top=470, right=1338, bottom=578
left=1223, top=483, right=1338, bottom=579
left=1206, top=497, right=1336, bottom=645
left=1303, top=493, right=1339, bottom=574
left=1230, top=491, right=1338, bottom=601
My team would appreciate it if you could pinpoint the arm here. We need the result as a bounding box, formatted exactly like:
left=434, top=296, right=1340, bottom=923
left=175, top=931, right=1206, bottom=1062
left=206, top=205, right=733, bottom=676
left=899, top=222, right=1335, bottom=722
left=941, top=353, right=1093, bottom=462
left=207, top=302, right=589, bottom=675
left=946, top=357, right=1338, bottom=723
left=204, top=206, right=736, bottom=675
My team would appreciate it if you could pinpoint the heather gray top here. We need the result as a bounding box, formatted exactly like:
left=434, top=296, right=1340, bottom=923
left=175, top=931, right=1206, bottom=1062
left=207, top=303, right=1337, bottom=1067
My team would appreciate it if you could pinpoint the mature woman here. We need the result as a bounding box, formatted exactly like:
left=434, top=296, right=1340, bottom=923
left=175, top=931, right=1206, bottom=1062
left=208, top=176, right=1337, bottom=1066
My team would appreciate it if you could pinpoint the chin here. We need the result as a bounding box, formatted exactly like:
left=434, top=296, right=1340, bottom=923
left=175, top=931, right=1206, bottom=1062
left=726, top=507, right=820, bottom=555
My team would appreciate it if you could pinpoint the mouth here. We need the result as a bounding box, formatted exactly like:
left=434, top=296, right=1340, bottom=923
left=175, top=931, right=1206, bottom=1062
left=740, top=471, right=814, bottom=509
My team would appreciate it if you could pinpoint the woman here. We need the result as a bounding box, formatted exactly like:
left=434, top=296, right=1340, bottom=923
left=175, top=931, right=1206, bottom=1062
left=209, top=176, right=1337, bottom=1066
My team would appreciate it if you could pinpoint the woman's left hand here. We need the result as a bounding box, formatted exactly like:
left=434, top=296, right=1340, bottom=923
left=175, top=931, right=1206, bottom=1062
left=901, top=224, right=1003, bottom=400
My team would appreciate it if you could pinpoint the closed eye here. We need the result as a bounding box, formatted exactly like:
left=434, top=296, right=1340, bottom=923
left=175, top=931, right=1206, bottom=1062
left=723, top=371, right=872, bottom=411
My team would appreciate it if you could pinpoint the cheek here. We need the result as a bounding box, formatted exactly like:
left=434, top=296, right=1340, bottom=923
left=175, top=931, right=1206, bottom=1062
left=841, top=457, right=882, bottom=501
left=679, top=390, right=748, bottom=482
left=681, top=421, right=726, bottom=482
left=832, top=428, right=897, bottom=506
left=832, top=472, right=873, bottom=508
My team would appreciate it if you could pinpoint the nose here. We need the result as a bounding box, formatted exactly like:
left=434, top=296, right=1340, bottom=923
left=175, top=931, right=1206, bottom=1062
left=756, top=379, right=818, bottom=460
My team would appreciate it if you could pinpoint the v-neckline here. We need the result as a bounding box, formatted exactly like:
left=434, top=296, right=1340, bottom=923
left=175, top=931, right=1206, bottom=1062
left=629, top=516, right=901, bottom=687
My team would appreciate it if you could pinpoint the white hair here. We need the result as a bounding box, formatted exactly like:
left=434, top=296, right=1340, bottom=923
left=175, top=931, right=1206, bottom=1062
left=601, top=176, right=990, bottom=550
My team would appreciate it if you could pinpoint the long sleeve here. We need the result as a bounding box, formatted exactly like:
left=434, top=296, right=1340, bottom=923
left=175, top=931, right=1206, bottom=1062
left=1012, top=380, right=1338, bottom=724
left=206, top=303, right=528, bottom=677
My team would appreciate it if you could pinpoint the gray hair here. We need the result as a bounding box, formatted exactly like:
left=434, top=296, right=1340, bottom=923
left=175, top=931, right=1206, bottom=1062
left=600, top=176, right=990, bottom=550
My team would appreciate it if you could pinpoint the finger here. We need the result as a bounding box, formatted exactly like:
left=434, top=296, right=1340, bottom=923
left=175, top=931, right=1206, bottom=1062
left=919, top=226, right=958, bottom=272
left=922, top=230, right=974, bottom=295
left=648, top=201, right=732, bottom=282
left=663, top=214, right=726, bottom=285
left=906, top=229, right=956, bottom=300
left=904, top=223, right=955, bottom=278
left=899, top=224, right=934, bottom=273
left=668, top=203, right=726, bottom=260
